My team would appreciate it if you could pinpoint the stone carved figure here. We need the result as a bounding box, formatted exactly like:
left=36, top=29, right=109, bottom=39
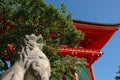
left=0, top=34, right=51, bottom=80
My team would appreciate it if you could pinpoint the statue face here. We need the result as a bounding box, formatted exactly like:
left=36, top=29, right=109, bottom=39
left=25, top=34, right=43, bottom=50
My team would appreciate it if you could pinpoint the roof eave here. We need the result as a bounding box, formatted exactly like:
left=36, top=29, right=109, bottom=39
left=73, top=19, right=120, bottom=27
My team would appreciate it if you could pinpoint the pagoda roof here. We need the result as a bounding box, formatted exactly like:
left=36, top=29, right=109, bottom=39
left=73, top=20, right=119, bottom=50
left=59, top=20, right=119, bottom=64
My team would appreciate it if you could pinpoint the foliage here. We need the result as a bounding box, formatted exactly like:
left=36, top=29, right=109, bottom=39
left=0, top=0, right=84, bottom=79
left=115, top=66, right=120, bottom=80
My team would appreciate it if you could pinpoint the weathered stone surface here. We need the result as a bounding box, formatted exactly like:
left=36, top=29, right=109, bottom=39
left=0, top=34, right=51, bottom=80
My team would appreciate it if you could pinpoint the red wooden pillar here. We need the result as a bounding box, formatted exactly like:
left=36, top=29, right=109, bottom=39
left=90, top=65, right=96, bottom=80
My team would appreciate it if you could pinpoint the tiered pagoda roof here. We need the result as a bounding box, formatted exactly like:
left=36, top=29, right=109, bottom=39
left=61, top=20, right=119, bottom=65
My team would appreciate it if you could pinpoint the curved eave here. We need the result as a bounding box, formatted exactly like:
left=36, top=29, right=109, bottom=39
left=73, top=20, right=120, bottom=27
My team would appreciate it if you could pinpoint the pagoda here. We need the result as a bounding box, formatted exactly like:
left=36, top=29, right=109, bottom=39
left=60, top=20, right=119, bottom=80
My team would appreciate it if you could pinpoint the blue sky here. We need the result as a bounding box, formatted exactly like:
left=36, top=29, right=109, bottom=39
left=46, top=0, right=120, bottom=80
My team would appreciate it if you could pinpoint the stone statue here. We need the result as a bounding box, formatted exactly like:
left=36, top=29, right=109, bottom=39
left=0, top=34, right=51, bottom=80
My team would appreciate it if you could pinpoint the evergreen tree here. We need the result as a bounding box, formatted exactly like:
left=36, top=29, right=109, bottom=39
left=115, top=66, right=120, bottom=80
left=0, top=0, right=84, bottom=79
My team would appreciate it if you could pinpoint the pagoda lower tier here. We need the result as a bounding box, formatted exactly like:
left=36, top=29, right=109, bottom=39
left=61, top=47, right=103, bottom=65
left=60, top=46, right=103, bottom=80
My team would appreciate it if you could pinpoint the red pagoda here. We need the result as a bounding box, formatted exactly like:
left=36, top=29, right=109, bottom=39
left=60, top=20, right=119, bottom=80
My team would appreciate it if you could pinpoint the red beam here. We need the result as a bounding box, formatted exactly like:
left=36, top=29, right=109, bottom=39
left=60, top=47, right=103, bottom=64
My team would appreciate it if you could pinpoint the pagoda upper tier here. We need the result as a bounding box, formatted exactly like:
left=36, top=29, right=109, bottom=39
left=73, top=20, right=119, bottom=50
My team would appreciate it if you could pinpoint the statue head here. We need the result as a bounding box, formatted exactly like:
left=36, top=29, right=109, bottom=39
left=19, top=34, right=43, bottom=50
left=20, top=34, right=51, bottom=80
